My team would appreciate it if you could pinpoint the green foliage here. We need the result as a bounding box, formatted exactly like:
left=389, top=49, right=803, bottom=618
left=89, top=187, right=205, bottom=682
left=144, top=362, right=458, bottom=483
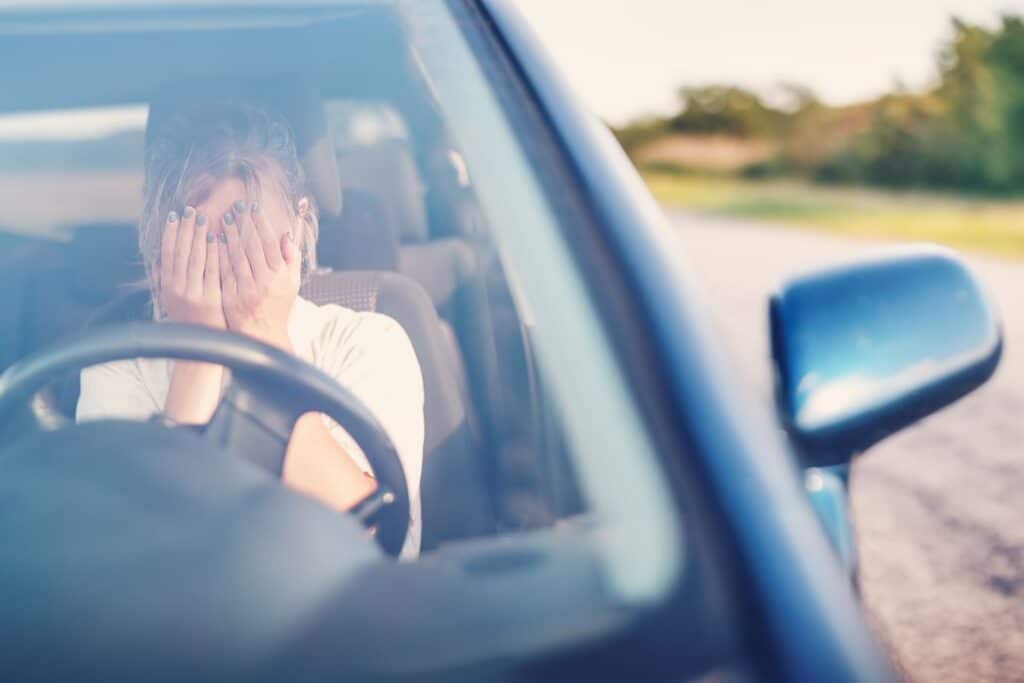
left=613, top=116, right=671, bottom=160
left=988, top=17, right=1024, bottom=187
left=816, top=16, right=1024, bottom=192
left=669, top=85, right=787, bottom=137
left=616, top=15, right=1024, bottom=193
left=644, top=172, right=1024, bottom=259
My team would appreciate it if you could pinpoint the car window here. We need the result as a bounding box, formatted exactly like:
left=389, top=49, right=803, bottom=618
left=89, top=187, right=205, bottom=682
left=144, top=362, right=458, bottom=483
left=402, top=2, right=683, bottom=603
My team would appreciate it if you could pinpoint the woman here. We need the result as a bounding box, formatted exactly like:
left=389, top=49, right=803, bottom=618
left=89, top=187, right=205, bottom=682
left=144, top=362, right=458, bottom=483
left=77, top=100, right=425, bottom=558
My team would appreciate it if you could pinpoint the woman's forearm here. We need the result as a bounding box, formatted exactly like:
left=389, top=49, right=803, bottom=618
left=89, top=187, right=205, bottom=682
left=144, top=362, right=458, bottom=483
left=166, top=356, right=376, bottom=512
left=283, top=413, right=377, bottom=511
left=223, top=334, right=374, bottom=511
left=164, top=361, right=224, bottom=424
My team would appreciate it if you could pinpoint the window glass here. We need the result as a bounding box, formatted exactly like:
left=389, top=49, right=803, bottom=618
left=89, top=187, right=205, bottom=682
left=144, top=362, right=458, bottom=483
left=0, top=105, right=145, bottom=237
left=402, top=2, right=683, bottom=604
left=325, top=100, right=408, bottom=150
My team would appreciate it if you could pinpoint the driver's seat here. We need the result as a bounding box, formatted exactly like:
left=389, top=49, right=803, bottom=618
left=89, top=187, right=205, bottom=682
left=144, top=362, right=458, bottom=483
left=299, top=269, right=496, bottom=550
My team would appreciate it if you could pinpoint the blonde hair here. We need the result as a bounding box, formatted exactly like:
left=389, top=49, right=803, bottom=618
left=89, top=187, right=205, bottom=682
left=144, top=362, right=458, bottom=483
left=141, top=100, right=318, bottom=317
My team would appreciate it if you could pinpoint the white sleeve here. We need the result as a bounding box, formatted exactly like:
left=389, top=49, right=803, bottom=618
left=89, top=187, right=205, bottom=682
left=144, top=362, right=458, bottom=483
left=317, top=311, right=426, bottom=559
left=76, top=360, right=162, bottom=423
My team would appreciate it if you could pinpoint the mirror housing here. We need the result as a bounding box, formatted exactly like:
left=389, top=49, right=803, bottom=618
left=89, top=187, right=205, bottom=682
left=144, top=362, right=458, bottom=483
left=771, top=246, right=1001, bottom=467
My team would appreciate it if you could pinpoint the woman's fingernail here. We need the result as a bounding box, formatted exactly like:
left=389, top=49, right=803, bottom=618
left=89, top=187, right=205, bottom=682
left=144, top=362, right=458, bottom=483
left=167, top=210, right=178, bottom=224
left=196, top=213, right=206, bottom=227
left=250, top=201, right=260, bottom=213
left=206, top=232, right=215, bottom=243
left=184, top=206, right=195, bottom=219
left=223, top=212, right=235, bottom=225
left=219, top=232, right=228, bottom=243
left=232, top=200, right=246, bottom=214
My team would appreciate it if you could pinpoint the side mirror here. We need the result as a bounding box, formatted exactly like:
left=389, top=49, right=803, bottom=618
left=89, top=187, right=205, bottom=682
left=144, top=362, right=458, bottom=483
left=770, top=246, right=1001, bottom=467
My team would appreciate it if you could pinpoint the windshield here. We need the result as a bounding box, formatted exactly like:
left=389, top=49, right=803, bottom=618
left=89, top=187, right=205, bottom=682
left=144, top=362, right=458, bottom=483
left=0, top=0, right=682, bottom=671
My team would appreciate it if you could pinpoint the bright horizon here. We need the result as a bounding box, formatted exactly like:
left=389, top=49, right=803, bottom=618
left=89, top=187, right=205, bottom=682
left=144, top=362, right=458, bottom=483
left=515, top=0, right=1023, bottom=125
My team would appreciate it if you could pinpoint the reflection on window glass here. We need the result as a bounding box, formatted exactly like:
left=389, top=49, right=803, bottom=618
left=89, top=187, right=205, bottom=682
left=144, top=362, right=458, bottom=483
left=406, top=2, right=683, bottom=604
left=325, top=99, right=426, bottom=237
left=325, top=100, right=408, bottom=150
left=0, top=105, right=145, bottom=237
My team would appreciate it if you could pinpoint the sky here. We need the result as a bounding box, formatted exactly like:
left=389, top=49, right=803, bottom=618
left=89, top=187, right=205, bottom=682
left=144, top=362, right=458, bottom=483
left=515, top=0, right=1024, bottom=125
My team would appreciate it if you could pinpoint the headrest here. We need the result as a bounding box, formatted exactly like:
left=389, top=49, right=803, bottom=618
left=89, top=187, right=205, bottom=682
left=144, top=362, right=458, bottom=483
left=336, top=139, right=428, bottom=242
left=146, top=76, right=342, bottom=221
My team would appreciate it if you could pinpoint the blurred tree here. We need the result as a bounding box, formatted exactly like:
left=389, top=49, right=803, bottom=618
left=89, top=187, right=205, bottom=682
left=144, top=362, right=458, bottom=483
left=669, top=85, right=786, bottom=138
left=613, top=15, right=1024, bottom=193
left=818, top=16, right=1024, bottom=191
left=987, top=16, right=1024, bottom=188
left=612, top=115, right=671, bottom=158
left=932, top=19, right=999, bottom=187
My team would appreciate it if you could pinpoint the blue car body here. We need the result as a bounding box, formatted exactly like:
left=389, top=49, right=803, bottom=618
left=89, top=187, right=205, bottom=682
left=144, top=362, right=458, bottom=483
left=481, top=1, right=895, bottom=679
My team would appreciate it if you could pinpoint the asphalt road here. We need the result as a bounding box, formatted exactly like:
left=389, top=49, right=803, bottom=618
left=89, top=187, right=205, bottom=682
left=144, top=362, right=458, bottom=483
left=667, top=210, right=1024, bottom=683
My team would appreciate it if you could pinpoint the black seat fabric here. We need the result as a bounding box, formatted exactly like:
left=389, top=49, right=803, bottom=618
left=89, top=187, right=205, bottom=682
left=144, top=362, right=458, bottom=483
left=0, top=235, right=46, bottom=371
left=329, top=138, right=481, bottom=312
left=20, top=223, right=144, bottom=366
left=397, top=239, right=476, bottom=314
left=336, top=139, right=428, bottom=243
left=317, top=189, right=400, bottom=272
left=300, top=269, right=495, bottom=550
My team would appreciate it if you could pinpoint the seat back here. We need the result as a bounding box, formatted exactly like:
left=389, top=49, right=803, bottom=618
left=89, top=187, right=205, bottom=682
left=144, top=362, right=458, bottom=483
left=336, top=139, right=428, bottom=243
left=20, top=223, right=144, bottom=369
left=301, top=269, right=495, bottom=550
left=317, top=188, right=400, bottom=272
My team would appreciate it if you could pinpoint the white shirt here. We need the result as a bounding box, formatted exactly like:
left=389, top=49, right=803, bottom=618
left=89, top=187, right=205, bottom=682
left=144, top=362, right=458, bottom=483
left=76, top=296, right=425, bottom=558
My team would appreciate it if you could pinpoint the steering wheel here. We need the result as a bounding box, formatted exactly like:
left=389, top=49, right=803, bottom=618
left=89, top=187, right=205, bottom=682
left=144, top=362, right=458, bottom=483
left=0, top=322, right=409, bottom=556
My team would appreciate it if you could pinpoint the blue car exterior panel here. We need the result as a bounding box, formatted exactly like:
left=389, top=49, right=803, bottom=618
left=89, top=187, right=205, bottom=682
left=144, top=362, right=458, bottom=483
left=475, top=1, right=895, bottom=680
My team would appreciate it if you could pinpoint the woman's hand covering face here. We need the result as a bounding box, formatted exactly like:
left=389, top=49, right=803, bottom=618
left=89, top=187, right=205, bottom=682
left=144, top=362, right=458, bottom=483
left=159, top=205, right=225, bottom=329
left=217, top=198, right=301, bottom=349
left=158, top=177, right=302, bottom=349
